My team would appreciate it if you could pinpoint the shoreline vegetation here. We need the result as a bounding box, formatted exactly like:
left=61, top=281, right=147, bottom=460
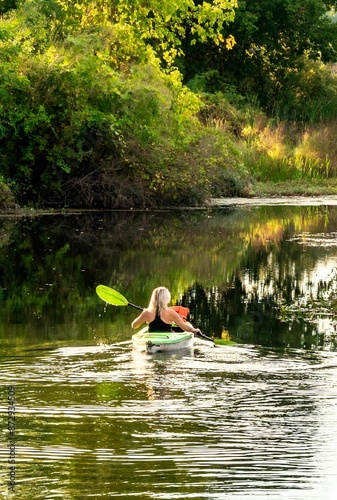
left=2, top=2, right=337, bottom=211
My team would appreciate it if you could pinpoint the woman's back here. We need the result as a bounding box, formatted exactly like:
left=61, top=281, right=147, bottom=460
left=148, top=313, right=172, bottom=332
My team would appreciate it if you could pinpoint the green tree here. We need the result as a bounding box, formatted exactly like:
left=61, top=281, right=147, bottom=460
left=0, top=0, right=241, bottom=207
left=182, top=1, right=337, bottom=116
left=15, top=0, right=237, bottom=63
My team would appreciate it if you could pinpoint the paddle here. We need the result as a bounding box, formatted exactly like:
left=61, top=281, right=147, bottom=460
left=96, top=285, right=143, bottom=311
left=96, top=284, right=215, bottom=344
left=194, top=331, right=215, bottom=344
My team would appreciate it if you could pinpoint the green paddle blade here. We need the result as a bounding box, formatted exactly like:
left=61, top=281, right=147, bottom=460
left=96, top=285, right=128, bottom=306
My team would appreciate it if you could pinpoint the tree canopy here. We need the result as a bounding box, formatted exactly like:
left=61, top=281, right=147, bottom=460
left=2, top=0, right=337, bottom=208
left=183, top=1, right=337, bottom=113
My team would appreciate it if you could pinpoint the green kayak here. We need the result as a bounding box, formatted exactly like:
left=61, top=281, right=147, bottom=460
left=132, top=326, right=194, bottom=354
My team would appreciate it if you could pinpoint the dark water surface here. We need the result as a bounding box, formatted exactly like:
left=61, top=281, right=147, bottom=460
left=1, top=202, right=337, bottom=498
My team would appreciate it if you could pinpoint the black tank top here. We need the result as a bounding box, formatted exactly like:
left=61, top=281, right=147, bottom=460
left=148, top=314, right=172, bottom=332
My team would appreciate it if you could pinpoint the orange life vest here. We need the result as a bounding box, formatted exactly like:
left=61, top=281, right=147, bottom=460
left=170, top=305, right=190, bottom=321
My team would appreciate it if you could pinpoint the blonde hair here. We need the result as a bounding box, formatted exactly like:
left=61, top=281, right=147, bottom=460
left=148, top=287, right=171, bottom=314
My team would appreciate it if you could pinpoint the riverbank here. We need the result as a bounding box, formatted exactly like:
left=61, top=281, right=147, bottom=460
left=3, top=175, right=337, bottom=215
left=2, top=191, right=337, bottom=217
left=252, top=179, right=337, bottom=197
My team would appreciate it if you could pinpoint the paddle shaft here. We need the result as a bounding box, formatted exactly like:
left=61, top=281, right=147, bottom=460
left=128, top=302, right=144, bottom=311
left=195, top=331, right=215, bottom=344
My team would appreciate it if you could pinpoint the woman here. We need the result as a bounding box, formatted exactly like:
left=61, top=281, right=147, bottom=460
left=131, top=286, right=201, bottom=334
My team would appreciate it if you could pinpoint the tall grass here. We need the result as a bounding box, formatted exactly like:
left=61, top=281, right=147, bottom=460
left=242, top=119, right=337, bottom=183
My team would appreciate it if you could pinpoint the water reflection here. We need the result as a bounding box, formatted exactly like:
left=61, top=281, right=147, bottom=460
left=3, top=204, right=337, bottom=498
left=2, top=205, right=337, bottom=350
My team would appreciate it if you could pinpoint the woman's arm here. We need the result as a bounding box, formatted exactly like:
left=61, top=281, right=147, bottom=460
left=164, top=309, right=201, bottom=333
left=131, top=309, right=151, bottom=329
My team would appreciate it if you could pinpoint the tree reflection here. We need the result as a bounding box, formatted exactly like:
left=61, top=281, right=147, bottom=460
left=1, top=205, right=337, bottom=350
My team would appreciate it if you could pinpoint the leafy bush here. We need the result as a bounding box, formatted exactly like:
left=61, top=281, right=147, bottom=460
left=270, top=58, right=337, bottom=122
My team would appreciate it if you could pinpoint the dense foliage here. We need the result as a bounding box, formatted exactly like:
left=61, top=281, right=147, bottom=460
left=183, top=1, right=337, bottom=119
left=1, top=0, right=337, bottom=208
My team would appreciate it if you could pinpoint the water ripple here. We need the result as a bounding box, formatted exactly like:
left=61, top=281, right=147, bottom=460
left=1, top=344, right=337, bottom=499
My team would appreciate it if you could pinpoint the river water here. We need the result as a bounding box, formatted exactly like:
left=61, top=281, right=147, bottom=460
left=1, top=200, right=337, bottom=499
